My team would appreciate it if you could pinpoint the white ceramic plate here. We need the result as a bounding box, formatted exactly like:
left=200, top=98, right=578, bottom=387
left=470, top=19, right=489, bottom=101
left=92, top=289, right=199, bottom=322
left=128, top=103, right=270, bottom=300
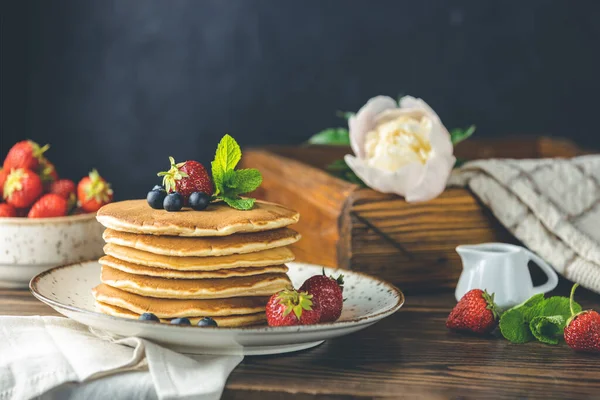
left=30, top=261, right=404, bottom=355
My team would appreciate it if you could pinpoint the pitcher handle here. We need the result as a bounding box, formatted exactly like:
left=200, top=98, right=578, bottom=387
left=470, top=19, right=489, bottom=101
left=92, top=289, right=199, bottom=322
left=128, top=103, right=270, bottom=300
left=525, top=249, right=559, bottom=295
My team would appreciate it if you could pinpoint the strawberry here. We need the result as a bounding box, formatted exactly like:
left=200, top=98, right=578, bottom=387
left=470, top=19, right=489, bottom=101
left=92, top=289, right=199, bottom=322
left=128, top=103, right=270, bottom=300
left=0, top=203, right=16, bottom=217
left=564, top=284, right=600, bottom=353
left=77, top=169, right=113, bottom=213
left=158, top=157, right=213, bottom=201
left=28, top=194, right=68, bottom=218
left=38, top=157, right=59, bottom=185
left=3, top=140, right=49, bottom=171
left=0, top=168, right=8, bottom=199
left=299, top=270, right=344, bottom=322
left=3, top=168, right=43, bottom=208
left=50, top=179, right=76, bottom=199
left=446, top=289, right=500, bottom=334
left=266, top=290, right=322, bottom=326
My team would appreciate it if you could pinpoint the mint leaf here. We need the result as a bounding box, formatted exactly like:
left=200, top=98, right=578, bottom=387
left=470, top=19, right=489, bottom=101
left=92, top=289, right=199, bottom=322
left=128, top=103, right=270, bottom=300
left=212, top=134, right=242, bottom=190
left=221, top=196, right=255, bottom=210
left=530, top=315, right=566, bottom=345
left=534, top=296, right=581, bottom=317
left=307, top=128, right=350, bottom=145
left=450, top=125, right=476, bottom=146
left=231, top=169, right=262, bottom=194
left=499, top=307, right=535, bottom=343
left=499, top=293, right=545, bottom=343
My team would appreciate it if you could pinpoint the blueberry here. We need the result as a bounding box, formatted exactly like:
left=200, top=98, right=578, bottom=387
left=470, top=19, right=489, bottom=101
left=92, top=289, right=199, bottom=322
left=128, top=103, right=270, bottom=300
left=189, top=192, right=211, bottom=211
left=197, top=317, right=218, bottom=327
left=163, top=192, right=183, bottom=211
left=139, top=312, right=160, bottom=322
left=152, top=185, right=166, bottom=192
left=147, top=190, right=167, bottom=209
left=170, top=317, right=191, bottom=325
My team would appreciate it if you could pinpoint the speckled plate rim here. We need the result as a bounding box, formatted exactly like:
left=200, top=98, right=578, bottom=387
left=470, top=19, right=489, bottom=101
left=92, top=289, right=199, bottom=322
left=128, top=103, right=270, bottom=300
left=0, top=212, right=97, bottom=225
left=30, top=261, right=404, bottom=333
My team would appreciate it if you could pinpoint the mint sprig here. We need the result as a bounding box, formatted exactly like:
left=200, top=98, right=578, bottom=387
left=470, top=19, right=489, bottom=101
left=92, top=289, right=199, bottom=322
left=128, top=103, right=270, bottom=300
left=499, top=292, right=582, bottom=345
left=211, top=134, right=262, bottom=210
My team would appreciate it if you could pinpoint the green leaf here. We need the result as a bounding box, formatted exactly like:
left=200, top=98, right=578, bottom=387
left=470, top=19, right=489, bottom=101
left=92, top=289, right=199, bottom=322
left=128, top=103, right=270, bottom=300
left=335, top=111, right=355, bottom=120
left=499, top=307, right=535, bottom=344
left=534, top=296, right=581, bottom=317
left=450, top=125, right=476, bottom=146
left=499, top=293, right=545, bottom=343
left=530, top=315, right=566, bottom=345
left=220, top=196, right=255, bottom=210
left=307, top=128, right=350, bottom=145
left=231, top=169, right=262, bottom=194
left=212, top=134, right=242, bottom=184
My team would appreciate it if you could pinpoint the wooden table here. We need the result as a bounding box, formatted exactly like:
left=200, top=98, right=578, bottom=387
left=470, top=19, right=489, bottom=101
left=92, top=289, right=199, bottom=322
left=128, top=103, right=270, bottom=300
left=2, top=279, right=599, bottom=399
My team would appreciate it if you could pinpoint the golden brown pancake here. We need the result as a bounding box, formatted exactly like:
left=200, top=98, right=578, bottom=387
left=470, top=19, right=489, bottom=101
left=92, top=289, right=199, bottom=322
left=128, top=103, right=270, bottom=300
left=101, top=266, right=292, bottom=299
left=96, top=199, right=300, bottom=236
left=92, top=284, right=269, bottom=318
left=99, top=255, right=288, bottom=279
left=103, top=243, right=295, bottom=271
left=102, top=228, right=300, bottom=257
left=95, top=301, right=266, bottom=327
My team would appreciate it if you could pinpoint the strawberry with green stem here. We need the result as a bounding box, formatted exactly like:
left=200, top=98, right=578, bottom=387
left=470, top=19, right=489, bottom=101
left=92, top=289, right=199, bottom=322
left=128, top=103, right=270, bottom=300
left=446, top=289, right=500, bottom=334
left=3, top=168, right=43, bottom=208
left=266, top=289, right=322, bottom=326
left=157, top=157, right=213, bottom=202
left=564, top=284, right=600, bottom=353
left=77, top=169, right=113, bottom=212
left=3, top=140, right=49, bottom=171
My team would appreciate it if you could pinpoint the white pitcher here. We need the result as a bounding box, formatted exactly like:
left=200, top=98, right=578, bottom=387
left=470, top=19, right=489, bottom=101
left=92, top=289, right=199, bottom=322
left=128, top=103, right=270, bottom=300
left=455, top=243, right=558, bottom=308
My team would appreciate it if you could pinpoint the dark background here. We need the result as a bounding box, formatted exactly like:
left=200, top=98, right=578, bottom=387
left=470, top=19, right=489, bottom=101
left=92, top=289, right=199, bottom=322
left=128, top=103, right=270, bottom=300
left=2, top=1, right=599, bottom=199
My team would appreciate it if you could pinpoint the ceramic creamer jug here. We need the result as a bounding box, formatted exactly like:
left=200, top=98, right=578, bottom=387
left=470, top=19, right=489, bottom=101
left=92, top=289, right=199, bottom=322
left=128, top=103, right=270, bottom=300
left=455, top=243, right=558, bottom=308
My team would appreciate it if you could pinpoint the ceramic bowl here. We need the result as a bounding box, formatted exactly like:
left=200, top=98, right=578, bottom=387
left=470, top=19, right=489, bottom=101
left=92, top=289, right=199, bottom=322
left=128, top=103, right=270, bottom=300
left=0, top=213, right=105, bottom=288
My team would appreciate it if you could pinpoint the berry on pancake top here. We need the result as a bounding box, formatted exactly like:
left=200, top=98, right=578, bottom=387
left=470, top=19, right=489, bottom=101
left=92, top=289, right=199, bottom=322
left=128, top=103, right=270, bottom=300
left=158, top=157, right=214, bottom=200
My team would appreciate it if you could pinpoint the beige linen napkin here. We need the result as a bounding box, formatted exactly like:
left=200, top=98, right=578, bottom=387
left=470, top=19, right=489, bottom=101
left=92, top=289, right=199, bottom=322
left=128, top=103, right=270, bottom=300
left=0, top=316, right=242, bottom=400
left=450, top=154, right=600, bottom=294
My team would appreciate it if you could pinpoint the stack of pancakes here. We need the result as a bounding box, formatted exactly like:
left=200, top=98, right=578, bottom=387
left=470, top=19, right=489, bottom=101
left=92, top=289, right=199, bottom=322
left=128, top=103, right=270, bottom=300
left=92, top=199, right=300, bottom=327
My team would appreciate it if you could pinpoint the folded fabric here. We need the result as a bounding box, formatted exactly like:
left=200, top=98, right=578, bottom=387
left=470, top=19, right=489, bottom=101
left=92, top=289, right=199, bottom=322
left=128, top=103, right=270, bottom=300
left=0, top=316, right=242, bottom=400
left=450, top=155, right=600, bottom=294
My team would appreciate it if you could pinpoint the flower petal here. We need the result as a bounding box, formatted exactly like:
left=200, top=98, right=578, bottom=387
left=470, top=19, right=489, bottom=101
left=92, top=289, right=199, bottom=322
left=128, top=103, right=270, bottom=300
left=428, top=121, right=454, bottom=157
left=344, top=154, right=423, bottom=196
left=404, top=154, right=456, bottom=203
left=349, top=96, right=397, bottom=159
left=399, top=96, right=441, bottom=121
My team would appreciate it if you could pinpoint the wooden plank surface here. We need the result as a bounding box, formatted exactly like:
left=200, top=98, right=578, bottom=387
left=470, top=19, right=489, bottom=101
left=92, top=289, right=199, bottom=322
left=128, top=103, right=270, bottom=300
left=2, top=280, right=599, bottom=399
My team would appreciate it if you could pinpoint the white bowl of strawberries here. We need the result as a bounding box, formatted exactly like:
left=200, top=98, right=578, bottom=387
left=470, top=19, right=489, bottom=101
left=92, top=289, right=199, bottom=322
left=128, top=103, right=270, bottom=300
left=0, top=140, right=113, bottom=288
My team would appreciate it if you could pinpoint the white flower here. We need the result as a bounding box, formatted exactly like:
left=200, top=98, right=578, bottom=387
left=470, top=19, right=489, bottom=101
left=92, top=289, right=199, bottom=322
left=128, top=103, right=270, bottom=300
left=345, top=95, right=455, bottom=202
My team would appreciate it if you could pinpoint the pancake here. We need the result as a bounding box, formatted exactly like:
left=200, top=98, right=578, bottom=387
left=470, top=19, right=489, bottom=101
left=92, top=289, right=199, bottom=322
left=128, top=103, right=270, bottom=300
left=95, top=301, right=266, bottom=327
left=103, top=243, right=295, bottom=271
left=103, top=228, right=300, bottom=257
left=101, top=266, right=292, bottom=299
left=99, top=255, right=288, bottom=279
left=96, top=199, right=300, bottom=237
left=93, top=284, right=269, bottom=318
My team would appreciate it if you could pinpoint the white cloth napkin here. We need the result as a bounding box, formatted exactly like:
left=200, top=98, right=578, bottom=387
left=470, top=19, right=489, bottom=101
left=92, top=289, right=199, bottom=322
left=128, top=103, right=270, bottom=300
left=0, top=316, right=243, bottom=400
left=450, top=155, right=600, bottom=293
